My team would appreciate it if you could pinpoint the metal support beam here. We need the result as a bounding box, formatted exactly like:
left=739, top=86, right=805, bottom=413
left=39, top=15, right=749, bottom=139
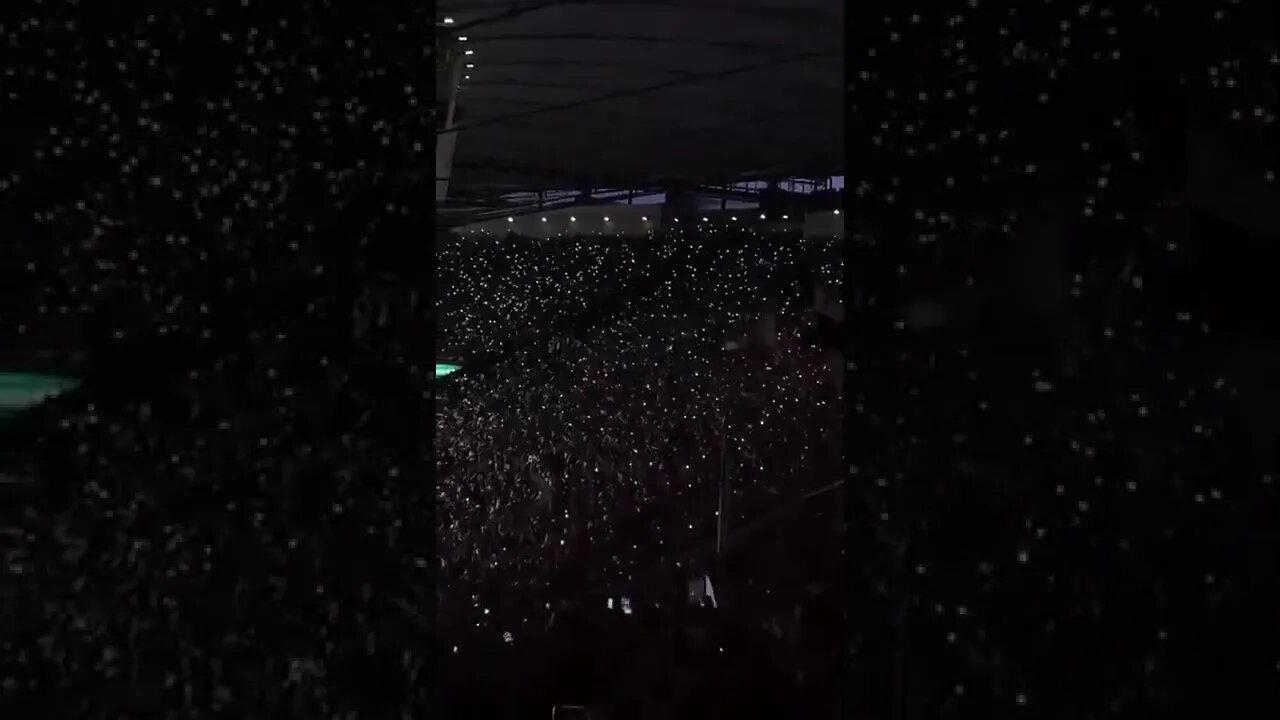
left=436, top=44, right=466, bottom=202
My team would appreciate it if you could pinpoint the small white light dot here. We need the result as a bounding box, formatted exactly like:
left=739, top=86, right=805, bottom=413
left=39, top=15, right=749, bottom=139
left=465, top=50, right=474, bottom=55
left=443, top=17, right=454, bottom=24
left=541, top=217, right=547, bottom=222
left=507, top=217, right=514, bottom=222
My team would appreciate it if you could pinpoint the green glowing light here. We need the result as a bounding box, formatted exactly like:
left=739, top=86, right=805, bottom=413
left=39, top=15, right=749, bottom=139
left=0, top=373, right=79, bottom=418
left=435, top=363, right=461, bottom=379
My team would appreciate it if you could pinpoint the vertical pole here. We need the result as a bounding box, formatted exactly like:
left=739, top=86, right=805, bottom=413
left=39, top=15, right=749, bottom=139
left=436, top=43, right=464, bottom=202
left=716, top=420, right=729, bottom=557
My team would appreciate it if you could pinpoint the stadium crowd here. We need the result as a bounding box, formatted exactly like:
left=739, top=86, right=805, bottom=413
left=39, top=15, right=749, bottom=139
left=435, top=227, right=844, bottom=711
left=7, top=0, right=1278, bottom=717
left=3, top=216, right=433, bottom=717
left=3, top=5, right=438, bottom=715
left=849, top=3, right=1280, bottom=716
left=3, top=210, right=842, bottom=717
left=1, top=3, right=844, bottom=711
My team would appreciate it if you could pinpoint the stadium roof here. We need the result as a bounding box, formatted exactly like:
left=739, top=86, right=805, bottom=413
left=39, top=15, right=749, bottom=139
left=437, top=0, right=843, bottom=195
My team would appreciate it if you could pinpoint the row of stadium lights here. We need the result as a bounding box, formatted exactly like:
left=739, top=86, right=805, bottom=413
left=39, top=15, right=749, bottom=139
left=507, top=211, right=839, bottom=223
left=441, top=18, right=475, bottom=85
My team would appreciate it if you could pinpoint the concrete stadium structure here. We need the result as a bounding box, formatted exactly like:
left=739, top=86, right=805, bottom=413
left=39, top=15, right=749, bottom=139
left=436, top=0, right=843, bottom=219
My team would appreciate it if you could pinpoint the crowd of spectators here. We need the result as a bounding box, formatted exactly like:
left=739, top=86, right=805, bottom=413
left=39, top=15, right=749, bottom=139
left=7, top=0, right=1278, bottom=717
left=849, top=4, right=1280, bottom=716
left=2, top=3, right=843, bottom=714
left=2, top=210, right=433, bottom=716
left=435, top=227, right=845, bottom=713
left=3, top=210, right=841, bottom=718
left=3, top=9, right=441, bottom=715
